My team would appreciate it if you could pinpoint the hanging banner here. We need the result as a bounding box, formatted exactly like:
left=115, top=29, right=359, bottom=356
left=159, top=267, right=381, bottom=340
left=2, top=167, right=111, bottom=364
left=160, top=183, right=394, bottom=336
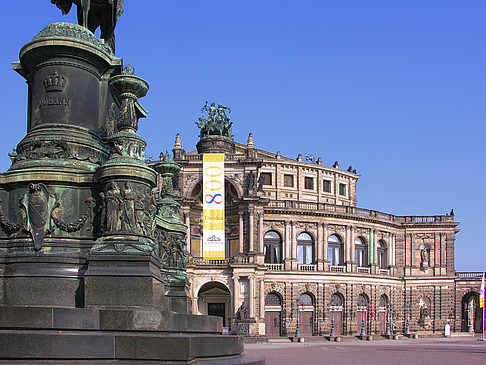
left=480, top=272, right=485, bottom=308
left=203, top=153, right=225, bottom=260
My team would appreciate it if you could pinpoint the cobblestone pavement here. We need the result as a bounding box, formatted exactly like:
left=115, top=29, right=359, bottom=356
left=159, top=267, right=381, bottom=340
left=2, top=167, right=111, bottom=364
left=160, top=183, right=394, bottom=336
left=243, top=336, right=486, bottom=365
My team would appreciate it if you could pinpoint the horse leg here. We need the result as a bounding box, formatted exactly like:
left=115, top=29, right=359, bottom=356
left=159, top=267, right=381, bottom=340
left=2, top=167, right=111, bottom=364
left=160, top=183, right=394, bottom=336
left=83, top=0, right=90, bottom=29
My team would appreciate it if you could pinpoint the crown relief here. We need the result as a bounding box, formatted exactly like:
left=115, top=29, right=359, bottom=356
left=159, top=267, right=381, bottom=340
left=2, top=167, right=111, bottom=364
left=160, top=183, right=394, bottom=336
left=44, top=70, right=67, bottom=93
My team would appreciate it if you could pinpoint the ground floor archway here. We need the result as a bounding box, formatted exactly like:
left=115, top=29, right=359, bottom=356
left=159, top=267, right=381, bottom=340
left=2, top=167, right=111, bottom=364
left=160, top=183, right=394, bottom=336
left=462, top=291, right=482, bottom=333
left=197, top=281, right=231, bottom=328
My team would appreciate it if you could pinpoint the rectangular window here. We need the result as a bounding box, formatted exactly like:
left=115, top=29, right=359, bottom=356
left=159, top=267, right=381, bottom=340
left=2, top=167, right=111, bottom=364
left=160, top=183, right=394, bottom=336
left=355, top=249, right=365, bottom=267
left=283, top=174, right=294, bottom=187
left=323, top=179, right=332, bottom=193
left=297, top=245, right=304, bottom=264
left=305, top=245, right=313, bottom=264
left=339, top=183, right=347, bottom=196
left=328, top=246, right=341, bottom=266
left=260, top=172, right=272, bottom=186
left=304, top=176, right=314, bottom=190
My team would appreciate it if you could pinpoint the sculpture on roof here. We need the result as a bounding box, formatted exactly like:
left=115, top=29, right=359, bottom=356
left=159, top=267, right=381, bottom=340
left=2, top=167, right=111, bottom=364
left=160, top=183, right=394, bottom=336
left=195, top=101, right=234, bottom=139
left=51, top=0, right=124, bottom=52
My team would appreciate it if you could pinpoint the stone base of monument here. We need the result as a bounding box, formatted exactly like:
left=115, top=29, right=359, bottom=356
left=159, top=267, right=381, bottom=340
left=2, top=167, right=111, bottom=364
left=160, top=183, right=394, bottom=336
left=0, top=307, right=264, bottom=364
left=84, top=253, right=167, bottom=310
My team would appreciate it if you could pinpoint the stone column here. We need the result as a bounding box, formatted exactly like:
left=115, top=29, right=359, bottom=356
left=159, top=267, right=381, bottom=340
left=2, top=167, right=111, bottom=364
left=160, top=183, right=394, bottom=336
left=258, top=213, right=264, bottom=254
left=370, top=229, right=377, bottom=274
left=350, top=226, right=356, bottom=272
left=184, top=210, right=191, bottom=254
left=317, top=222, right=323, bottom=270
left=233, top=276, right=240, bottom=317
left=323, top=223, right=329, bottom=271
left=249, top=210, right=254, bottom=253
left=259, top=279, right=265, bottom=321
left=284, top=220, right=291, bottom=270
left=249, top=277, right=255, bottom=318
left=291, top=221, right=297, bottom=270
left=345, top=225, right=351, bottom=271
left=192, top=282, right=198, bottom=314
left=238, top=211, right=244, bottom=254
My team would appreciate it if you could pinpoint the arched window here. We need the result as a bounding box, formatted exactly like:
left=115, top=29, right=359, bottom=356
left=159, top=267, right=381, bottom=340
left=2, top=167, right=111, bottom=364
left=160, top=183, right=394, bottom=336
left=328, top=234, right=343, bottom=266
left=357, top=294, right=369, bottom=309
left=264, top=231, right=282, bottom=264
left=330, top=293, right=343, bottom=307
left=355, top=237, right=368, bottom=267
left=298, top=293, right=314, bottom=306
left=379, top=294, right=389, bottom=309
left=377, top=240, right=387, bottom=269
left=265, top=292, right=282, bottom=306
left=297, top=232, right=314, bottom=264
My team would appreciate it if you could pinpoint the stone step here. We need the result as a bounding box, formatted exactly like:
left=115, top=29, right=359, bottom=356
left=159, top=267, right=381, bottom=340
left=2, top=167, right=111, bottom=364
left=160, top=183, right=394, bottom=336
left=0, top=329, right=259, bottom=364
left=0, top=306, right=221, bottom=334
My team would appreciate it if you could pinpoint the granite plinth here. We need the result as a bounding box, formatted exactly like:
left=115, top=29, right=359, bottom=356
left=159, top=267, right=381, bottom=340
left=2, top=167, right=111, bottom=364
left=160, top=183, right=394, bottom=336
left=84, top=253, right=166, bottom=309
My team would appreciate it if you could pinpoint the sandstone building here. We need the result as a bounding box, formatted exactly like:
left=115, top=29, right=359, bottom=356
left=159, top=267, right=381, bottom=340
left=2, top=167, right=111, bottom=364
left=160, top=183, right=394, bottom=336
left=151, top=118, right=483, bottom=338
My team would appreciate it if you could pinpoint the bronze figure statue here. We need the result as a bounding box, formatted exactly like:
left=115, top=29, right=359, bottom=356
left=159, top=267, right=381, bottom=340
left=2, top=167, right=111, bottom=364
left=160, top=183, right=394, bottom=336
left=196, top=101, right=234, bottom=138
left=51, top=0, right=124, bottom=52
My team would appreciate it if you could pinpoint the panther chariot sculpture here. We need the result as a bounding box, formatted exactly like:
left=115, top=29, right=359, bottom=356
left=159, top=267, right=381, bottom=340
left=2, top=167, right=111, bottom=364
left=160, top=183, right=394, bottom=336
left=51, top=0, right=124, bottom=52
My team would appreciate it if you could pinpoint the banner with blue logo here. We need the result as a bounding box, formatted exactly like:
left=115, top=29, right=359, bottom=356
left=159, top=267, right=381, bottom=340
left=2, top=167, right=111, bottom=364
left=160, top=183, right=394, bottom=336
left=203, top=153, right=225, bottom=260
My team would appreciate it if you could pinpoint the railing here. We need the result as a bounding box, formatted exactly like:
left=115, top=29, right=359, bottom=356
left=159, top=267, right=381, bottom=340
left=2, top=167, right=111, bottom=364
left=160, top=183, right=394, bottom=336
left=266, top=200, right=454, bottom=224
left=379, top=269, right=390, bottom=276
left=357, top=267, right=371, bottom=274
left=265, top=263, right=284, bottom=271
left=233, top=256, right=252, bottom=264
left=181, top=153, right=244, bottom=162
left=298, top=264, right=317, bottom=272
left=188, top=258, right=230, bottom=266
left=457, top=272, right=484, bottom=279
left=330, top=265, right=345, bottom=273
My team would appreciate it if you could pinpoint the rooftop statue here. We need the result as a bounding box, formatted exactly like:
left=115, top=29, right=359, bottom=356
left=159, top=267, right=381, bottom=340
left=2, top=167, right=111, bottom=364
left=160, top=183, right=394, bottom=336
left=51, top=0, right=124, bottom=52
left=195, top=101, right=234, bottom=139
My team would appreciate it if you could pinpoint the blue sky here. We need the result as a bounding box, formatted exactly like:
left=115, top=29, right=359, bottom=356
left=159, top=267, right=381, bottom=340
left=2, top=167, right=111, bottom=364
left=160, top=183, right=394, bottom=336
left=1, top=1, right=484, bottom=270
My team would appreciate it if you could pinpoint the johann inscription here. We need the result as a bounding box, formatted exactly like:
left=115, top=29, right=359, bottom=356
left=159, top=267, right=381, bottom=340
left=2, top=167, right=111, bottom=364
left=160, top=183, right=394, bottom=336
left=38, top=96, right=71, bottom=108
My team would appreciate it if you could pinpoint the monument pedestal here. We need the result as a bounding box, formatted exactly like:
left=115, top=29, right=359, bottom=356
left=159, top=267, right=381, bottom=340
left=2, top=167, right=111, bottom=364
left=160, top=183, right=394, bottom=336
left=85, top=252, right=166, bottom=309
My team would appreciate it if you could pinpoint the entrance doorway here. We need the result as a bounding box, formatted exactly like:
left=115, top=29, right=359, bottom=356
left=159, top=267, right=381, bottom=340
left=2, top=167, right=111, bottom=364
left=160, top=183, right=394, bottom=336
left=197, top=281, right=231, bottom=330
left=265, top=292, right=282, bottom=336
left=265, top=311, right=281, bottom=336
left=329, top=293, right=344, bottom=336
left=357, top=294, right=369, bottom=336
left=378, top=295, right=389, bottom=335
left=208, top=303, right=226, bottom=326
left=298, top=293, right=315, bottom=336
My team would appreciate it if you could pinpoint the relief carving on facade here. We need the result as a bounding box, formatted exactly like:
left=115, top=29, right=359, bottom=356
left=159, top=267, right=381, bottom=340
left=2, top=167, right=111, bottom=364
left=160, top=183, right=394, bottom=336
left=265, top=282, right=284, bottom=297
left=355, top=227, right=370, bottom=236
left=328, top=224, right=345, bottom=233
left=415, top=233, right=434, bottom=240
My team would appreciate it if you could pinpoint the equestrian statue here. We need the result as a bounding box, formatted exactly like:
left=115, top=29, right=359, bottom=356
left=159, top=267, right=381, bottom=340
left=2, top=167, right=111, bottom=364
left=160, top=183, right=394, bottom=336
left=51, top=0, right=124, bottom=52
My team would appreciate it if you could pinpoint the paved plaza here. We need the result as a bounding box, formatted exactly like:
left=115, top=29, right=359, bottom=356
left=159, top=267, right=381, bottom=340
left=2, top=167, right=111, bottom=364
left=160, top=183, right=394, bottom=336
left=243, top=336, right=486, bottom=365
